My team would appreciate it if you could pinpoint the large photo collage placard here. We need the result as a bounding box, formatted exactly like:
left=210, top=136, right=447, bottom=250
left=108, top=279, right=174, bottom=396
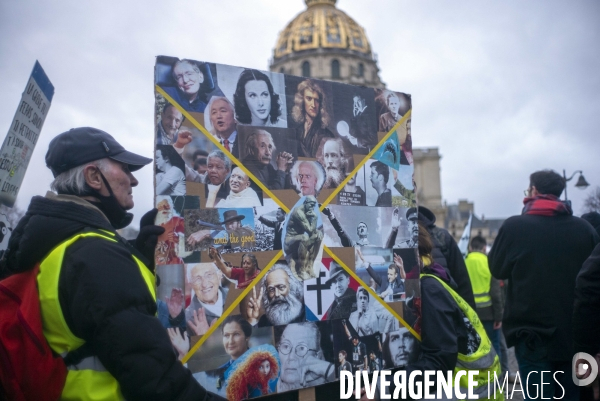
left=153, top=55, right=419, bottom=400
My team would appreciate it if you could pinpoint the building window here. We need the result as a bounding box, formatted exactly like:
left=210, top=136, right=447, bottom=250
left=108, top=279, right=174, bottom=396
left=358, top=63, right=364, bottom=77
left=302, top=61, right=311, bottom=77
left=331, top=59, right=340, bottom=79
left=279, top=67, right=285, bottom=74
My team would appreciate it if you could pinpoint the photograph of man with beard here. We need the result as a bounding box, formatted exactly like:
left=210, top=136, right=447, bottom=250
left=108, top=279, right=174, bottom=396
left=283, top=196, right=324, bottom=280
left=240, top=128, right=293, bottom=190
left=393, top=207, right=419, bottom=249
left=245, top=263, right=305, bottom=327
left=317, top=137, right=349, bottom=189
left=275, top=321, right=335, bottom=392
left=323, top=261, right=356, bottom=320
left=156, top=101, right=193, bottom=146
left=289, top=161, right=325, bottom=198
left=155, top=196, right=193, bottom=265
left=382, top=327, right=416, bottom=369
left=185, top=263, right=226, bottom=337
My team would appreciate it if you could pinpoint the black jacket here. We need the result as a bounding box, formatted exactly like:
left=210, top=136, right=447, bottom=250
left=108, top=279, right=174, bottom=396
left=0, top=193, right=213, bottom=401
left=408, top=264, right=471, bottom=374
left=573, top=242, right=600, bottom=356
left=489, top=213, right=599, bottom=361
left=418, top=206, right=476, bottom=310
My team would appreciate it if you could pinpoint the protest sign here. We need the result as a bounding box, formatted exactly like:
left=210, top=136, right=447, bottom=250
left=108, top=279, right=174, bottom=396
left=0, top=61, right=53, bottom=207
left=153, top=56, right=417, bottom=399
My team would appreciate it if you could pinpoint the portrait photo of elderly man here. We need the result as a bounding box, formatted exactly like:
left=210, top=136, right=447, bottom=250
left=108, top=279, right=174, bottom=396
left=275, top=322, right=335, bottom=391
left=205, top=96, right=239, bottom=157
left=185, top=263, right=225, bottom=337
left=290, top=78, right=334, bottom=158
left=289, top=160, right=325, bottom=198
left=215, top=166, right=261, bottom=208
left=244, top=263, right=305, bottom=327
left=317, top=137, right=349, bottom=189
left=241, top=128, right=293, bottom=190
left=284, top=196, right=324, bottom=280
left=184, top=149, right=232, bottom=207
left=156, top=102, right=194, bottom=146
left=155, top=196, right=191, bottom=265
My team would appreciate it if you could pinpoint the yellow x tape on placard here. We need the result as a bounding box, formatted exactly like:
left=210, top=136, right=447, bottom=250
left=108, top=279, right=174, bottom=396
left=182, top=251, right=283, bottom=363
left=319, top=109, right=411, bottom=210
left=156, top=86, right=291, bottom=214
left=156, top=86, right=419, bottom=361
left=323, top=246, right=421, bottom=341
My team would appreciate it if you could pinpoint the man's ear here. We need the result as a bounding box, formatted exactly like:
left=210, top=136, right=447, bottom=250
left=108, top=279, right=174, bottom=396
left=83, top=164, right=102, bottom=191
left=531, top=186, right=539, bottom=196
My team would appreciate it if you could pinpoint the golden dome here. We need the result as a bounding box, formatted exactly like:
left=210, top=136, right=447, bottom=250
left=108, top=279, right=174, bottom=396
left=273, top=0, right=372, bottom=60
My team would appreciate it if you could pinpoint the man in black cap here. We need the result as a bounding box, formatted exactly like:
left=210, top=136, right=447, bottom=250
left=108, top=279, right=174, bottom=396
left=396, top=207, right=419, bottom=249
left=0, top=127, right=221, bottom=400
left=324, top=262, right=356, bottom=320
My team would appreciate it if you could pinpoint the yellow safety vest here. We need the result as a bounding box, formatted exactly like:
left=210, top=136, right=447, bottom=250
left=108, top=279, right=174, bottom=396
left=37, top=230, right=156, bottom=401
left=464, top=252, right=492, bottom=308
left=421, top=273, right=504, bottom=401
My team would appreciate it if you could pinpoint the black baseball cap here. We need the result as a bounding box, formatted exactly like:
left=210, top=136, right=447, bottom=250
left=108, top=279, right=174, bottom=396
left=46, top=127, right=152, bottom=177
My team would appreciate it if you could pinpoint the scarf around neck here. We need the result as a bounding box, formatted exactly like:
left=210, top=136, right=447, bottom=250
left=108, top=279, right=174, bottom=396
left=522, top=194, right=573, bottom=217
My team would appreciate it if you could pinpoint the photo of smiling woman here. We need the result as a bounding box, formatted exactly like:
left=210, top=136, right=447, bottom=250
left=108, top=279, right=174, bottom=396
left=209, top=246, right=261, bottom=289
left=155, top=145, right=186, bottom=196
left=233, top=69, right=287, bottom=128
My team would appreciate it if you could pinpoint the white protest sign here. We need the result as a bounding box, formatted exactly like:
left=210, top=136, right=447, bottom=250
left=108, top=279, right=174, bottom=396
left=0, top=61, right=54, bottom=207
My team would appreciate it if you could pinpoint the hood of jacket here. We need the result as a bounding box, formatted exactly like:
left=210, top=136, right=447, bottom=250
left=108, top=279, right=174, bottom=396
left=0, top=192, right=115, bottom=278
left=418, top=206, right=437, bottom=228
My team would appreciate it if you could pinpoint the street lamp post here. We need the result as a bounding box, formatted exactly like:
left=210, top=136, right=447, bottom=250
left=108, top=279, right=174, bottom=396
left=563, top=169, right=590, bottom=202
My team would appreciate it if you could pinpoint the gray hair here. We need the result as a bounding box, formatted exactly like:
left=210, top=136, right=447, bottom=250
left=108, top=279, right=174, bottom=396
left=50, top=158, right=110, bottom=195
left=186, top=263, right=220, bottom=283
left=207, top=150, right=232, bottom=171
left=245, top=129, right=275, bottom=156
left=262, top=263, right=303, bottom=304
left=205, top=96, right=235, bottom=135
left=290, top=161, right=325, bottom=194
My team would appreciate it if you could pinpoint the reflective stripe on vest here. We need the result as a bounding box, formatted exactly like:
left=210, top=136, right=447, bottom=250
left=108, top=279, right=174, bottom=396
left=464, top=252, right=492, bottom=308
left=37, top=230, right=156, bottom=401
left=421, top=274, right=504, bottom=401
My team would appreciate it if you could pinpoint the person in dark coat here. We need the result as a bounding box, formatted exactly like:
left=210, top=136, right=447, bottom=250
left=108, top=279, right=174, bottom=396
left=573, top=242, right=600, bottom=362
left=324, top=262, right=356, bottom=320
left=259, top=208, right=286, bottom=251
left=582, top=211, right=600, bottom=237
left=404, top=206, right=476, bottom=310
left=0, top=127, right=221, bottom=400
left=489, top=169, right=599, bottom=400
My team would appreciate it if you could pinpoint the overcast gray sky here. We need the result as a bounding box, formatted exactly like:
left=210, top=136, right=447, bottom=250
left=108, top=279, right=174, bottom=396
left=1, top=0, right=598, bottom=226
